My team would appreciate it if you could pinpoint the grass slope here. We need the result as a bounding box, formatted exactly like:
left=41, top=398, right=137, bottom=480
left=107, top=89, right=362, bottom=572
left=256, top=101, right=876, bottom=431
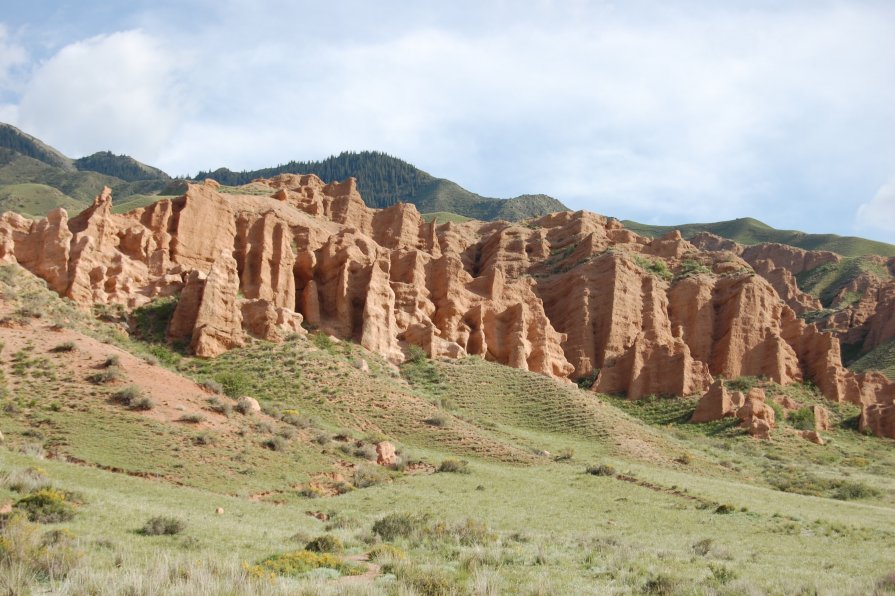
left=624, top=216, right=895, bottom=258
left=0, top=183, right=84, bottom=216
left=1, top=266, right=895, bottom=592
left=850, top=338, right=895, bottom=381
left=796, top=256, right=893, bottom=307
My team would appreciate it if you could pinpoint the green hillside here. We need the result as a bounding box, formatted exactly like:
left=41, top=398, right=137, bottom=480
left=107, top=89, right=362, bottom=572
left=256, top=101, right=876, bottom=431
left=850, top=339, right=895, bottom=381
left=624, top=217, right=895, bottom=258
left=0, top=183, right=84, bottom=216
left=194, top=151, right=570, bottom=221
left=74, top=151, right=170, bottom=182
left=0, top=124, right=171, bottom=214
left=1, top=263, right=894, bottom=593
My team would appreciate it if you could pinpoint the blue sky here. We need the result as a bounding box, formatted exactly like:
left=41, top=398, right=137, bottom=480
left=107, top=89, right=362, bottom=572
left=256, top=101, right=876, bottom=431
left=0, top=1, right=893, bottom=242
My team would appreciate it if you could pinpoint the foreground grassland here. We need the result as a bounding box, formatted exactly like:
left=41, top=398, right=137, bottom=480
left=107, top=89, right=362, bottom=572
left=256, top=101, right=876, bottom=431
left=1, top=265, right=894, bottom=594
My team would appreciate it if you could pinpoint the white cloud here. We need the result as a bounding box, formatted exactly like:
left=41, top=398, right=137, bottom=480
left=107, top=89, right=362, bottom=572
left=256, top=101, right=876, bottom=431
left=15, top=30, right=191, bottom=162
left=1, top=2, right=894, bottom=238
left=856, top=178, right=895, bottom=237
left=0, top=24, right=27, bottom=91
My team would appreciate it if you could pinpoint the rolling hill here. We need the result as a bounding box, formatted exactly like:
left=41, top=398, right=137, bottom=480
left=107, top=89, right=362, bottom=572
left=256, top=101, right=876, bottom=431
left=623, top=216, right=895, bottom=258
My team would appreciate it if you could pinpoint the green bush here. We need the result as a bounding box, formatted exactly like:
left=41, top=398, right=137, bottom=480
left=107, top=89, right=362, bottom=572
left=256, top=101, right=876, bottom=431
left=367, top=543, right=406, bottom=562
left=586, top=464, right=616, bottom=477
left=139, top=516, right=186, bottom=536
left=437, top=459, right=470, bottom=474
left=206, top=396, right=232, bottom=416
left=833, top=481, right=880, bottom=501
left=50, top=341, right=76, bottom=353
left=407, top=345, right=427, bottom=364
left=372, top=512, right=431, bottom=541
left=14, top=488, right=78, bottom=523
left=111, top=386, right=154, bottom=410
left=262, top=436, right=287, bottom=451
left=177, top=413, right=204, bottom=424
left=304, top=534, right=343, bottom=553
left=424, top=414, right=449, bottom=427
left=787, top=407, right=816, bottom=431
left=215, top=371, right=251, bottom=398
left=714, top=504, right=735, bottom=514
left=353, top=465, right=388, bottom=488
left=552, top=448, right=574, bottom=461
left=251, top=550, right=363, bottom=577
left=87, top=366, right=124, bottom=385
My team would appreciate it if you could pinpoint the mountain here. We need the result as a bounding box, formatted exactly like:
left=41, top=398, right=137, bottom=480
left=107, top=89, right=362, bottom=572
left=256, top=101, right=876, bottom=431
left=0, top=123, right=172, bottom=216
left=624, top=216, right=895, bottom=258
left=194, top=150, right=570, bottom=221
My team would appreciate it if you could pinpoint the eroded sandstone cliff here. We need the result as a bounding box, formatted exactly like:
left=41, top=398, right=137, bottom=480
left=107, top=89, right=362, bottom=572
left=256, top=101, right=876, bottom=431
left=1, top=175, right=892, bottom=437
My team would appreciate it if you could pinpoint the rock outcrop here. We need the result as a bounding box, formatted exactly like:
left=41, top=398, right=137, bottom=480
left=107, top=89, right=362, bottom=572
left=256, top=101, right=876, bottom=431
left=1, top=176, right=894, bottom=438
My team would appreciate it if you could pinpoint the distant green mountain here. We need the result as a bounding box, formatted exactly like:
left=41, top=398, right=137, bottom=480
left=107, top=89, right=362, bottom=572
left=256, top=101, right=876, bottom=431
left=74, top=151, right=169, bottom=183
left=624, top=217, right=895, bottom=258
left=194, top=151, right=569, bottom=221
left=0, top=123, right=171, bottom=214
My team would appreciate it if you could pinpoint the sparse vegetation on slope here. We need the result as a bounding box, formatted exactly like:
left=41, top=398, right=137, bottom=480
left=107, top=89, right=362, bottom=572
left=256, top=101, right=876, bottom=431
left=625, top=216, right=895, bottom=257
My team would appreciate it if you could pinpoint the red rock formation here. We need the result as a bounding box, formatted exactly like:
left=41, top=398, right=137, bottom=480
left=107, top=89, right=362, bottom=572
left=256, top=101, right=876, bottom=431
left=2, top=176, right=894, bottom=437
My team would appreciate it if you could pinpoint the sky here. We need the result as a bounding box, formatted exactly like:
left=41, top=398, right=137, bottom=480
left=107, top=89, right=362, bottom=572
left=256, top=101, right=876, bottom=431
left=0, top=1, right=893, bottom=242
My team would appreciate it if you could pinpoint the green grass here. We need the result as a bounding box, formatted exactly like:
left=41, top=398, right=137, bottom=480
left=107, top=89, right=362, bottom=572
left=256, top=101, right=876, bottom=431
left=110, top=194, right=176, bottom=213
left=796, top=256, right=893, bottom=307
left=850, top=338, right=895, bottom=381
left=2, top=263, right=895, bottom=592
left=624, top=217, right=895, bottom=258
left=0, top=183, right=85, bottom=216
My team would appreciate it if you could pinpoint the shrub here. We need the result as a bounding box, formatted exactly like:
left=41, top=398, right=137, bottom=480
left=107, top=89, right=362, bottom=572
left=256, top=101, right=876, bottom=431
left=787, top=407, right=816, bottom=431
left=709, top=563, right=738, bottom=585
left=353, top=443, right=378, bottom=461
left=102, top=355, right=121, bottom=368
left=367, top=543, right=406, bottom=562
left=833, top=481, right=880, bottom=501
left=424, top=414, right=449, bottom=427
left=407, top=345, right=427, bottom=364
left=714, top=504, right=736, bottom=514
left=139, top=516, right=186, bottom=536
left=312, top=431, right=331, bottom=445
left=15, top=488, right=77, bottom=523
left=201, top=379, right=224, bottom=394
left=312, top=332, right=335, bottom=353
left=586, top=464, right=616, bottom=477
left=1, top=468, right=50, bottom=493
left=87, top=366, right=124, bottom=385
left=129, top=395, right=155, bottom=411
left=281, top=411, right=310, bottom=428
left=304, top=534, right=343, bottom=553
left=235, top=397, right=257, bottom=415
left=177, top=413, right=205, bottom=424
left=192, top=433, right=215, bottom=446
left=692, top=538, right=714, bottom=557
left=0, top=514, right=82, bottom=583
left=206, top=397, right=232, bottom=416
left=552, top=448, right=574, bottom=461
left=633, top=255, right=672, bottom=281
left=215, top=372, right=251, bottom=398
left=447, top=518, right=494, bottom=546
left=643, top=573, right=680, bottom=595
left=353, top=465, right=388, bottom=488
left=251, top=550, right=363, bottom=577
left=437, top=459, right=470, bottom=474
left=675, top=453, right=693, bottom=465
left=50, top=342, right=76, bottom=353
left=262, top=436, right=287, bottom=451
left=372, top=512, right=430, bottom=541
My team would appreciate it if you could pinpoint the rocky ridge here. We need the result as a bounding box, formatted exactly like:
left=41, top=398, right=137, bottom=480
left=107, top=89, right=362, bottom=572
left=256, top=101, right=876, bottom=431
left=0, top=175, right=892, bottom=438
